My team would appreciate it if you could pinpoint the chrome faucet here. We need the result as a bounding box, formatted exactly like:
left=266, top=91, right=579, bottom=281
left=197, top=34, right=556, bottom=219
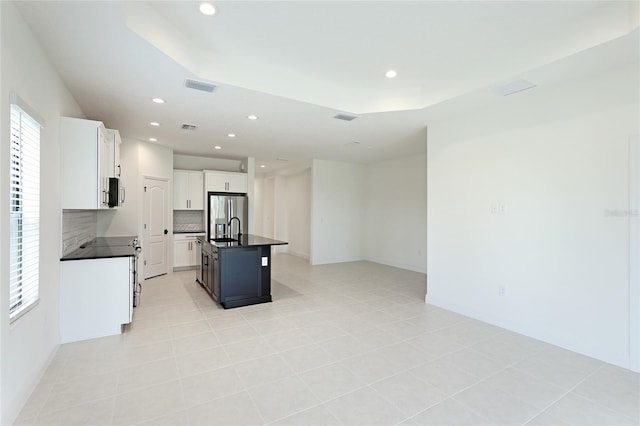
left=228, top=216, right=242, bottom=238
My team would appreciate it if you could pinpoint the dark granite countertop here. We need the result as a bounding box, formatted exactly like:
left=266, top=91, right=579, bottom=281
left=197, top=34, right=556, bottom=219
left=198, top=234, right=288, bottom=249
left=61, top=236, right=138, bottom=261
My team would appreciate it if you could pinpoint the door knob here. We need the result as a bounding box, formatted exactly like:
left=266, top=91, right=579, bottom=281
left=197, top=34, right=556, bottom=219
left=164, top=229, right=168, bottom=235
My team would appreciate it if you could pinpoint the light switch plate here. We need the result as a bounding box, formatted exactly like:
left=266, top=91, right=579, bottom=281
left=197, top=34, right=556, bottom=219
left=262, top=256, right=268, bottom=266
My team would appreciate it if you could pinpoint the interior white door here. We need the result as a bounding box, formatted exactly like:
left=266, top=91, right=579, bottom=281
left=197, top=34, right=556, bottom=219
left=143, top=178, right=169, bottom=279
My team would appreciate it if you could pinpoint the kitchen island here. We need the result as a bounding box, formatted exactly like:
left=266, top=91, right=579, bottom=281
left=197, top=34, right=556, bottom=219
left=199, top=235, right=287, bottom=309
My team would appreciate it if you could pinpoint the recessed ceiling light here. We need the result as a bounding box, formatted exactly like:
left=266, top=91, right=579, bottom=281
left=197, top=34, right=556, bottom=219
left=149, top=137, right=157, bottom=142
left=199, top=2, right=216, bottom=16
left=247, top=115, right=258, bottom=120
left=152, top=97, right=165, bottom=104
left=227, top=133, right=236, bottom=138
left=385, top=70, right=397, bottom=79
left=260, top=165, right=266, bottom=168
left=150, top=122, right=160, bottom=126
left=213, top=145, right=222, bottom=150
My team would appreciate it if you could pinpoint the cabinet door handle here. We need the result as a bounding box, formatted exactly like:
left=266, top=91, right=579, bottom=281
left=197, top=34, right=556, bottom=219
left=120, top=186, right=126, bottom=204
left=117, top=165, right=121, bottom=178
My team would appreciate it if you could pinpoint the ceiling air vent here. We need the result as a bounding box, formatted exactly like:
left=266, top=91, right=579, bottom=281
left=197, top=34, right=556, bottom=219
left=184, top=79, right=218, bottom=93
left=181, top=124, right=197, bottom=131
left=334, top=112, right=359, bottom=121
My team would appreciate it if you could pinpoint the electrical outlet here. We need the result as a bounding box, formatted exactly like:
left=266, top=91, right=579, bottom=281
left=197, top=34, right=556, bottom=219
left=498, top=285, right=507, bottom=296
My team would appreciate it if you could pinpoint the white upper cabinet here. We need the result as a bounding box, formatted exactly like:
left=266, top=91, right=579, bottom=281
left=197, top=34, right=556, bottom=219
left=173, top=170, right=204, bottom=210
left=205, top=171, right=248, bottom=193
left=61, top=117, right=116, bottom=209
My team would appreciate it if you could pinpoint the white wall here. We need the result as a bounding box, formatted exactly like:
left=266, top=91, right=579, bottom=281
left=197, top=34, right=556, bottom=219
left=311, top=160, right=366, bottom=264
left=273, top=175, right=288, bottom=248
left=138, top=141, right=174, bottom=181
left=254, top=177, right=275, bottom=238
left=246, top=157, right=255, bottom=235
left=365, top=154, right=427, bottom=273
left=285, top=170, right=311, bottom=259
left=0, top=3, right=84, bottom=424
left=254, top=170, right=311, bottom=258
left=427, top=63, right=639, bottom=370
left=263, top=158, right=424, bottom=268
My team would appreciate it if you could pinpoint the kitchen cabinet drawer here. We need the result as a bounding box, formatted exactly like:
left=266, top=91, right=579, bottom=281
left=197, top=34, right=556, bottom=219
left=205, top=170, right=248, bottom=193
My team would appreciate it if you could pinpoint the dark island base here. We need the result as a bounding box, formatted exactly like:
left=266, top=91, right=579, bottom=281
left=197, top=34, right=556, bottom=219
left=222, top=295, right=272, bottom=309
left=199, top=235, right=287, bottom=310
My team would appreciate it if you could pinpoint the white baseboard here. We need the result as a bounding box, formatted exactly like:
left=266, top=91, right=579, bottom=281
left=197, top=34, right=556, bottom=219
left=286, top=249, right=309, bottom=260
left=365, top=255, right=427, bottom=274
left=310, top=256, right=364, bottom=266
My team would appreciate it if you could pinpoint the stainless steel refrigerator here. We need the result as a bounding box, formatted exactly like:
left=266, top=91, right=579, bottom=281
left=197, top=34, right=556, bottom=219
left=208, top=193, right=248, bottom=240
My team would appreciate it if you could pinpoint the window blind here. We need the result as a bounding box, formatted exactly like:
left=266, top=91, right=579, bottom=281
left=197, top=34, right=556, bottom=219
left=9, top=103, right=40, bottom=322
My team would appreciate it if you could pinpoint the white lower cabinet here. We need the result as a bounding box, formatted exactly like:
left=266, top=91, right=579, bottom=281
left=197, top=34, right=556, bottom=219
left=174, top=233, right=204, bottom=268
left=60, top=257, right=132, bottom=343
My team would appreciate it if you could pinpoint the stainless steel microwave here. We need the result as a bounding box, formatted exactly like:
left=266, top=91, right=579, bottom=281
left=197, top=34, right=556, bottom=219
left=107, top=177, right=124, bottom=208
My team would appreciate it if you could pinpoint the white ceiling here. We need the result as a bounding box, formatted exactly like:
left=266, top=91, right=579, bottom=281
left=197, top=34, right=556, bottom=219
left=14, top=1, right=640, bottom=174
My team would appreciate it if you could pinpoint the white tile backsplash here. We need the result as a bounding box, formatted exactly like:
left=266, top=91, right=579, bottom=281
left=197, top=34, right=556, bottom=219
left=62, top=211, right=97, bottom=255
left=173, top=210, right=205, bottom=233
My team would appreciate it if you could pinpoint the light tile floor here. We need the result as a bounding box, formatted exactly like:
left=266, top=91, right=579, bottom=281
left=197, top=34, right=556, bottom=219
left=14, top=254, right=640, bottom=425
